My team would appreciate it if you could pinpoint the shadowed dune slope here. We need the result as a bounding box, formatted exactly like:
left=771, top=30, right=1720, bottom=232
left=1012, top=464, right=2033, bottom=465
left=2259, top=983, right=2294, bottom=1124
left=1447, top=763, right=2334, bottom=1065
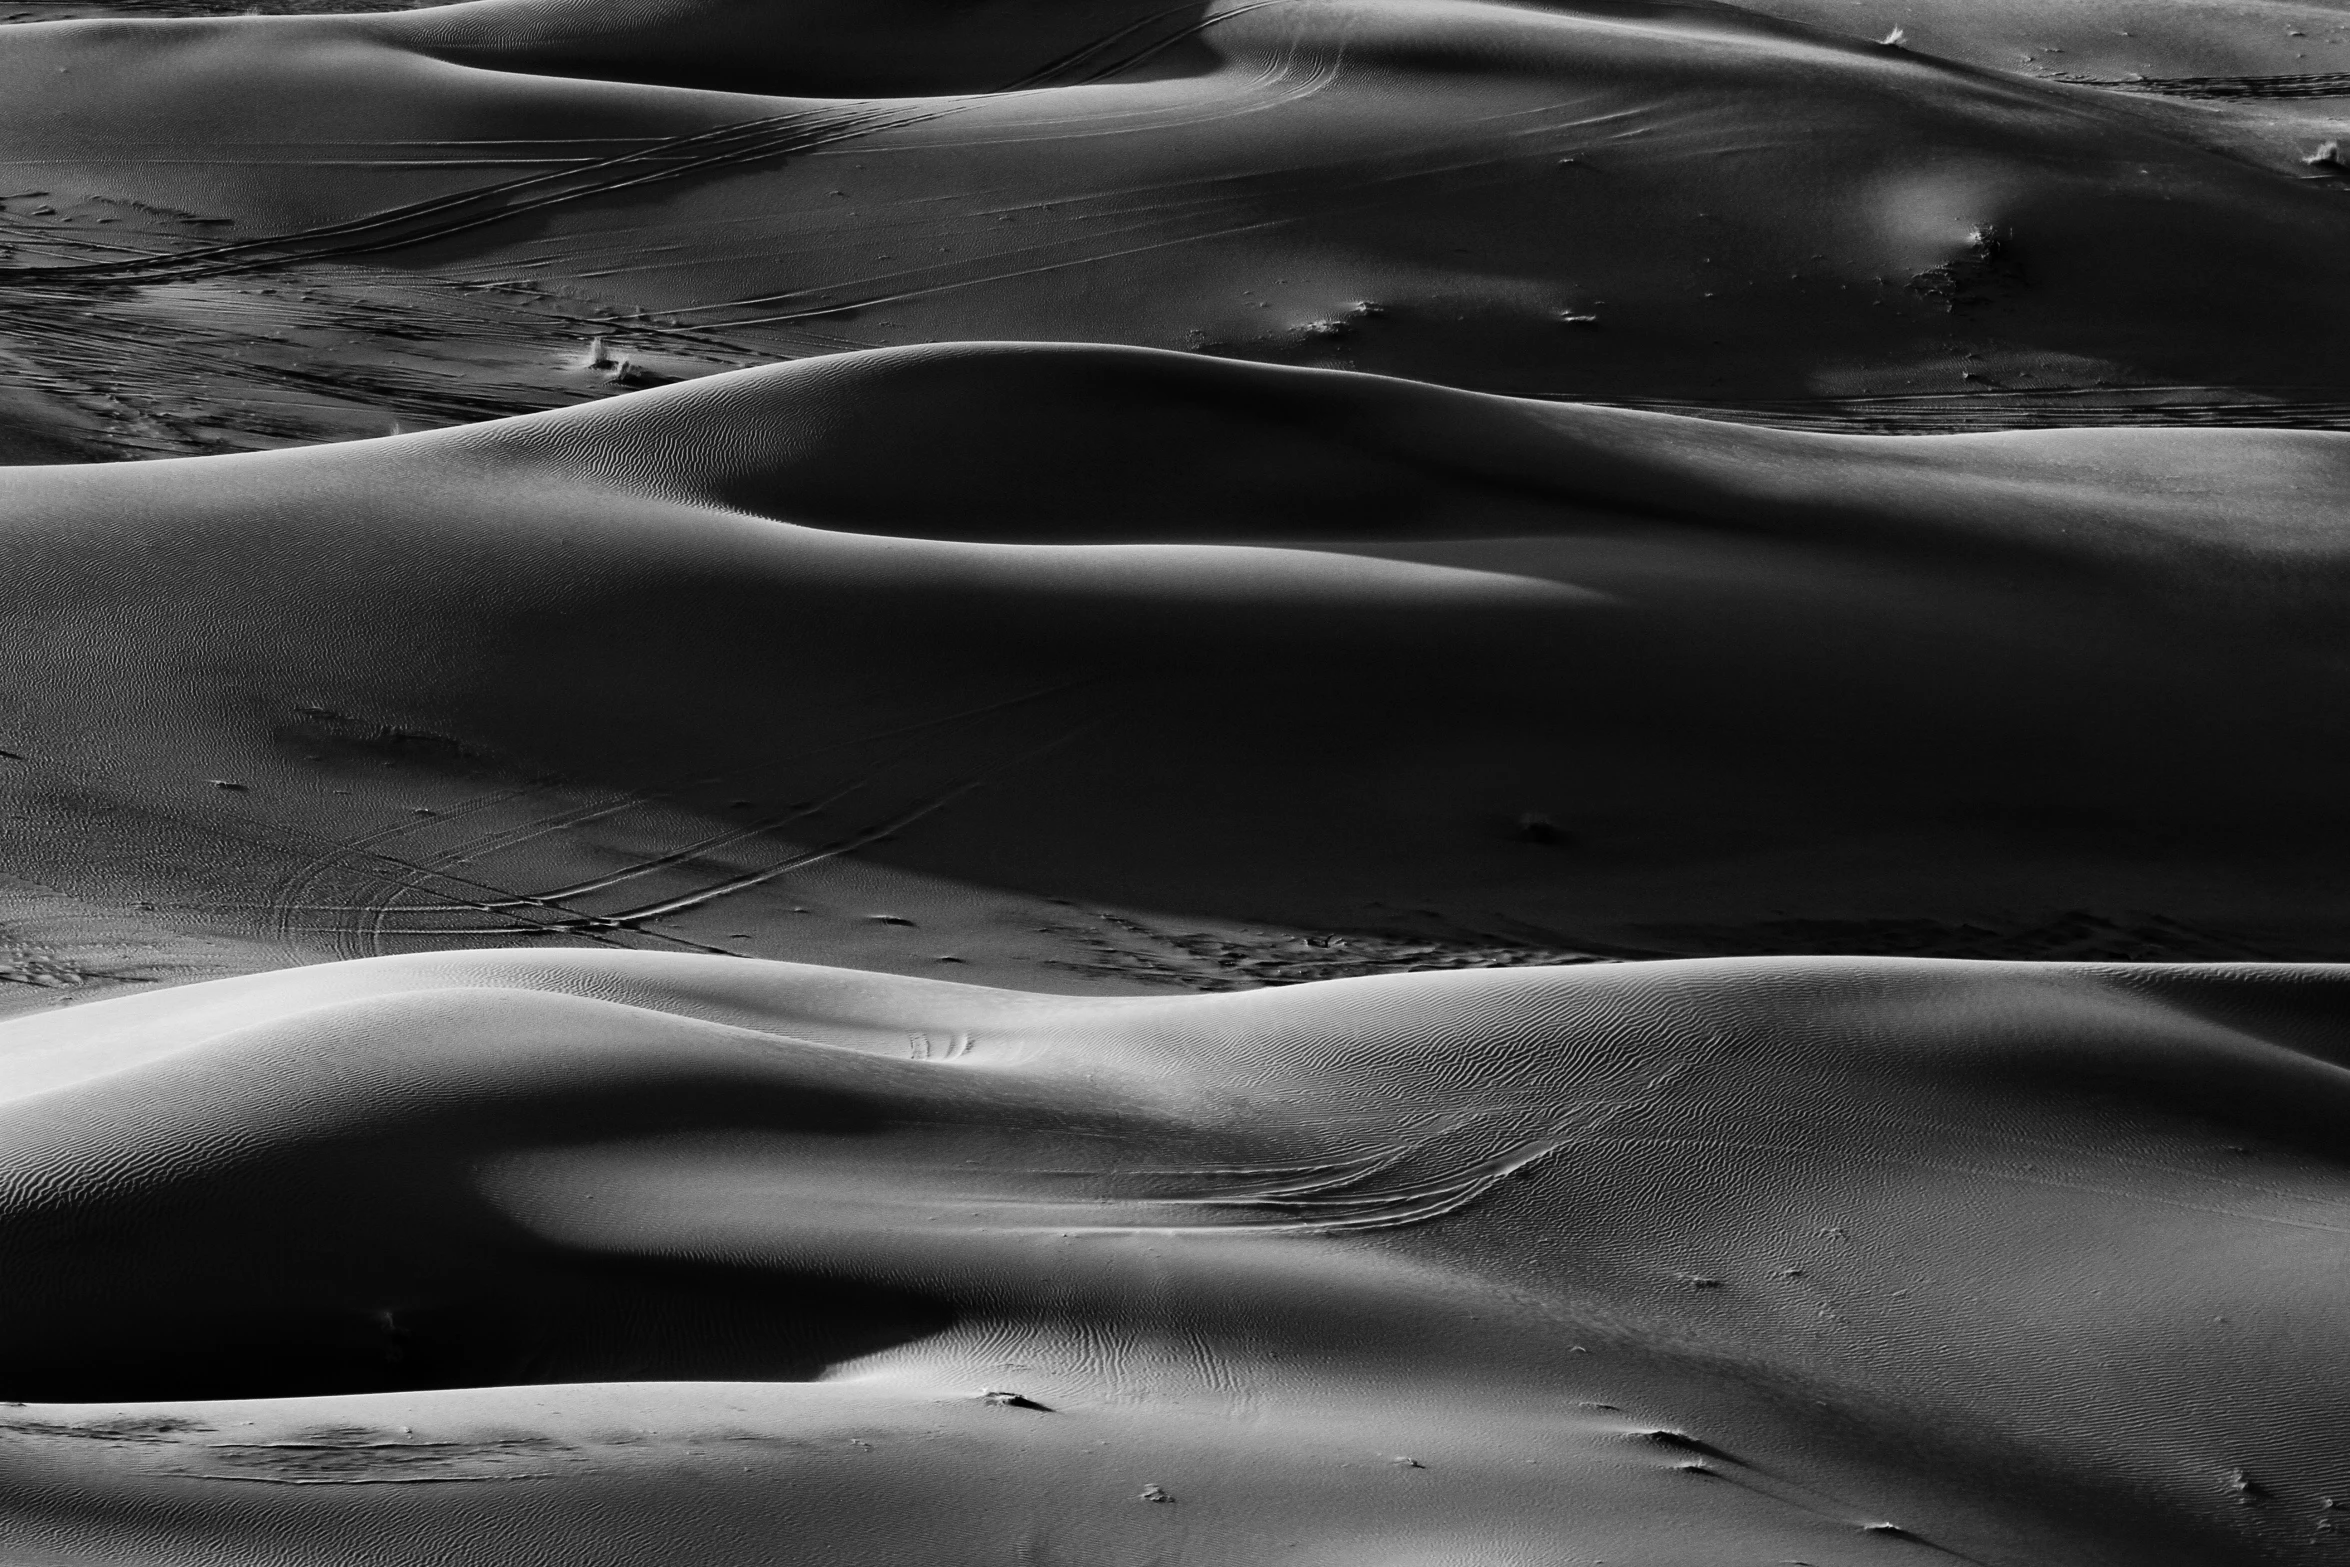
left=3, top=949, right=2350, bottom=1564
left=3, top=343, right=2350, bottom=998
left=6, top=0, right=2350, bottom=454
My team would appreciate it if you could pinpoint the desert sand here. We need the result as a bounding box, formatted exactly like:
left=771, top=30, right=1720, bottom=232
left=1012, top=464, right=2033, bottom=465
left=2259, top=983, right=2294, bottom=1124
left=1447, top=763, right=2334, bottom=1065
left=5, top=342, right=2350, bottom=1003
left=4, top=0, right=2350, bottom=1562
left=7, top=949, right=2350, bottom=1566
left=7, top=0, right=2350, bottom=454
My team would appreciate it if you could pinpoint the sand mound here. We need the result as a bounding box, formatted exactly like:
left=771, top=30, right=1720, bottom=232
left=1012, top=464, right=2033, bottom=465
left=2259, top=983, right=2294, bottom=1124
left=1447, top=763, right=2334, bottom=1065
left=0, top=947, right=2344, bottom=1564
left=5, top=0, right=2350, bottom=453
left=0, top=341, right=2346, bottom=1007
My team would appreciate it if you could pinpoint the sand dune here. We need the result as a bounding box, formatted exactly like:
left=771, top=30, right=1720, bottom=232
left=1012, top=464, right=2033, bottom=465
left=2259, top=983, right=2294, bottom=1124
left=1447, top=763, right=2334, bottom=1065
left=3, top=948, right=2346, bottom=1564
left=6, top=0, right=2350, bottom=453
left=5, top=2, right=2346, bottom=1562
left=4, top=342, right=2350, bottom=1006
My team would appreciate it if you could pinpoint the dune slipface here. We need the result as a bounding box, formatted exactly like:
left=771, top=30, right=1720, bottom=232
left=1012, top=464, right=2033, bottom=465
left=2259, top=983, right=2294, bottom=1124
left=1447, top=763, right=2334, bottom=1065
left=1, top=950, right=2347, bottom=1566
left=6, top=0, right=2350, bottom=454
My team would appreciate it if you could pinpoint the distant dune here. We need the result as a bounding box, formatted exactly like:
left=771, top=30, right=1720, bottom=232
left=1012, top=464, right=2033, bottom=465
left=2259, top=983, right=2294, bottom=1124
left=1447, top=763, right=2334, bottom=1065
left=7, top=0, right=2350, bottom=453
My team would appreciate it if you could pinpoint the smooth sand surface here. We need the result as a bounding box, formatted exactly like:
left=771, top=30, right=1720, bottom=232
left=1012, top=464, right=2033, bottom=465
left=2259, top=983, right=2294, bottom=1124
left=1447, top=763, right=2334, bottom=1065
left=4, top=948, right=2350, bottom=1565
left=4, top=343, right=2350, bottom=1005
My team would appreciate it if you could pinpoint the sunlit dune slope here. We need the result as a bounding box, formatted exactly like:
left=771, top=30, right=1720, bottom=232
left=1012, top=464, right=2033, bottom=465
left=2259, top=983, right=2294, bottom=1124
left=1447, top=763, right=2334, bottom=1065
left=5, top=0, right=2350, bottom=454
left=2, top=949, right=2347, bottom=1565
left=3, top=342, right=2349, bottom=1002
